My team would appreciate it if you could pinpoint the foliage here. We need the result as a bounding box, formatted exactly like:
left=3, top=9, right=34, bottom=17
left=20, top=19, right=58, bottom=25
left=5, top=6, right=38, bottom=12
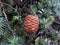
left=0, top=0, right=60, bottom=45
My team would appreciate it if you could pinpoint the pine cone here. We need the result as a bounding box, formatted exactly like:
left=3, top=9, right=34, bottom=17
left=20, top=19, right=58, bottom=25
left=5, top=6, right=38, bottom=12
left=23, top=15, right=39, bottom=34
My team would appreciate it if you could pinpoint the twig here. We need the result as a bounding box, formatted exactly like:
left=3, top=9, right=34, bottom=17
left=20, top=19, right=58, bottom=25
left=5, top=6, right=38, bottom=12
left=0, top=0, right=15, bottom=36
left=3, top=9, right=12, bottom=30
left=0, top=1, right=23, bottom=21
left=2, top=8, right=16, bottom=36
left=28, top=34, right=39, bottom=44
left=0, top=0, right=23, bottom=28
left=0, top=1, right=27, bottom=12
left=0, top=0, right=17, bottom=36
left=0, top=0, right=15, bottom=35
left=0, top=1, right=15, bottom=10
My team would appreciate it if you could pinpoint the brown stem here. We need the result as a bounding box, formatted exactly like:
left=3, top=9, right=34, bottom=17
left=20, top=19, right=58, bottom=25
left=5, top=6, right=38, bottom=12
left=2, top=8, right=15, bottom=36
left=25, top=39, right=30, bottom=45
left=0, top=0, right=15, bottom=36
left=0, top=0, right=23, bottom=29
left=0, top=1, right=15, bottom=10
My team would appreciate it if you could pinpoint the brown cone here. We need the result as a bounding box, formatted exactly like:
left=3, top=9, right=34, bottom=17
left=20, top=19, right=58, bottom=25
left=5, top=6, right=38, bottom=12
left=23, top=15, right=39, bottom=34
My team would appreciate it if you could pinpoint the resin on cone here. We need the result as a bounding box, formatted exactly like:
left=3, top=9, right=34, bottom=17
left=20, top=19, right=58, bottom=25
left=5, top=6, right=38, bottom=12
left=23, top=15, right=39, bottom=34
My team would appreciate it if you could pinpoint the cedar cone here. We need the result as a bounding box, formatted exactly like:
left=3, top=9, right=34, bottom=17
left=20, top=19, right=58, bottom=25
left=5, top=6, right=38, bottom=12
left=23, top=15, right=39, bottom=34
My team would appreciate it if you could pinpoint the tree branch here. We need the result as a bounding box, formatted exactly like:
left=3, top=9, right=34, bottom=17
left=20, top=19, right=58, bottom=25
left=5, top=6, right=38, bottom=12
left=0, top=1, right=15, bottom=10
left=0, top=0, right=15, bottom=36
left=3, top=9, right=14, bottom=35
left=2, top=8, right=15, bottom=35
